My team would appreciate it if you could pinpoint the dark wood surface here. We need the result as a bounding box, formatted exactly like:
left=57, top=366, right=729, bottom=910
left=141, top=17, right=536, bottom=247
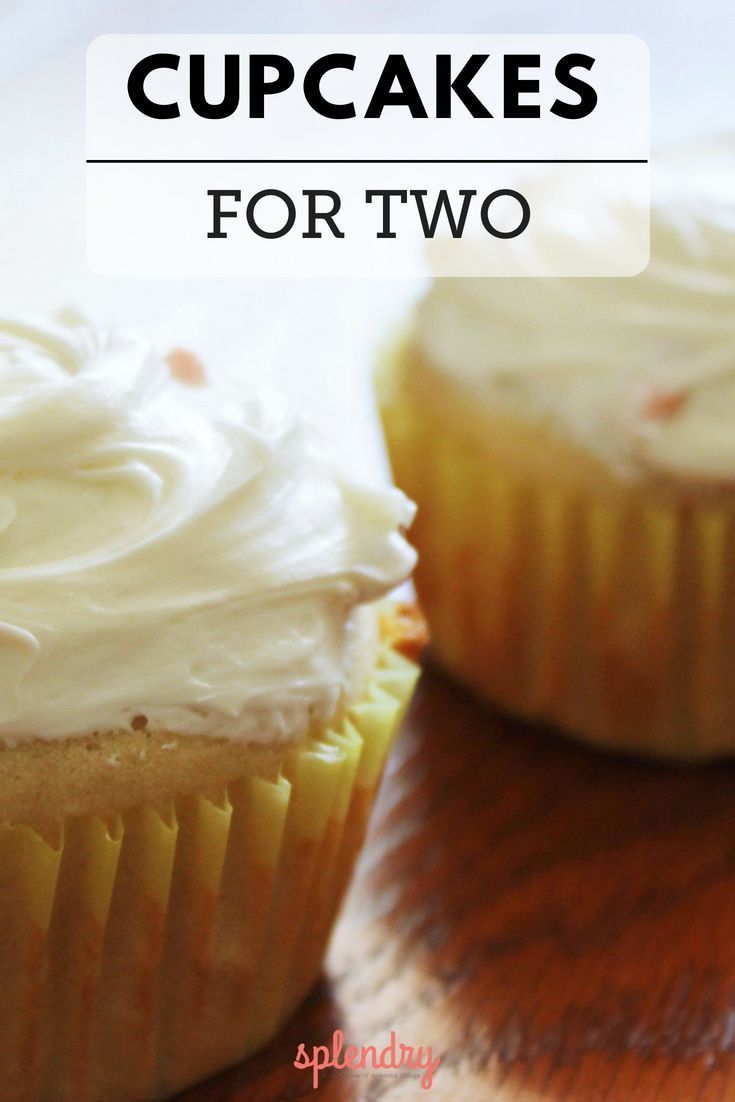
left=178, top=667, right=735, bottom=1101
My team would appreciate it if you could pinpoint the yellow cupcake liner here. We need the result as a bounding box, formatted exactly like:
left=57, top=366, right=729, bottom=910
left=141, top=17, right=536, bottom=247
left=0, top=642, right=419, bottom=1102
left=379, top=355, right=735, bottom=760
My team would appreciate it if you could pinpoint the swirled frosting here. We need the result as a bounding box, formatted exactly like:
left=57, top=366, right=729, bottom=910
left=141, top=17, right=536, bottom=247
left=0, top=316, right=416, bottom=743
left=415, top=154, right=735, bottom=488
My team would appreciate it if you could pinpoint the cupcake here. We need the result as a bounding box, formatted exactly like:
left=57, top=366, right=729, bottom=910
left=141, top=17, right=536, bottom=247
left=378, top=171, right=735, bottom=760
left=0, top=316, right=421, bottom=1101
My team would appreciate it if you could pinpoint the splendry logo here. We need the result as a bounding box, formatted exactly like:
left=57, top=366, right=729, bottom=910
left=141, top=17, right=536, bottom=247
left=293, top=1028, right=441, bottom=1090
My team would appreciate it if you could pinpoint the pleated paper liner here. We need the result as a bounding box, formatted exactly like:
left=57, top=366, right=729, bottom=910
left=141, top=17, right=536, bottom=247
left=0, top=640, right=419, bottom=1102
left=379, top=347, right=735, bottom=760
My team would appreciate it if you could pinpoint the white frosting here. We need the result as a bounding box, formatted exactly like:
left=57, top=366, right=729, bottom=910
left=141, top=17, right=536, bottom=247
left=415, top=149, right=735, bottom=488
left=0, top=317, right=416, bottom=743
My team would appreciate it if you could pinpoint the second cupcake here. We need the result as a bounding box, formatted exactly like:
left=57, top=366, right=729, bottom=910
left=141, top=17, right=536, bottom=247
left=378, top=175, right=735, bottom=760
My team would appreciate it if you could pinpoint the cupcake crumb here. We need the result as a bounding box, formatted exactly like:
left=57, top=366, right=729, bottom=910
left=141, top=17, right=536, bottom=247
left=380, top=601, right=429, bottom=662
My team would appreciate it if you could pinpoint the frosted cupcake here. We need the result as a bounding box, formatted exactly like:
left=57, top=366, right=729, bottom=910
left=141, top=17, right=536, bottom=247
left=378, top=170, right=735, bottom=760
left=0, top=316, right=421, bottom=1101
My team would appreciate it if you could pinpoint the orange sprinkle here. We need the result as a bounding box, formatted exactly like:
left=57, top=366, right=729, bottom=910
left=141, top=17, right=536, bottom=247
left=166, top=348, right=206, bottom=386
left=640, top=388, right=688, bottom=420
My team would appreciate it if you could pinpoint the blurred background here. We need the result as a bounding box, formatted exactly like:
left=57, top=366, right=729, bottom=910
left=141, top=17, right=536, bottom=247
left=0, top=0, right=731, bottom=479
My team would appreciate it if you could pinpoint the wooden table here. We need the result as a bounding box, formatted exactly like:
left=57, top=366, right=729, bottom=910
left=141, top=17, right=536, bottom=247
left=179, top=667, right=735, bottom=1101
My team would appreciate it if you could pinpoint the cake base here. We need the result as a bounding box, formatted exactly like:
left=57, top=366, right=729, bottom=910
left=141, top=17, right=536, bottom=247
left=378, top=341, right=735, bottom=760
left=0, top=615, right=421, bottom=1102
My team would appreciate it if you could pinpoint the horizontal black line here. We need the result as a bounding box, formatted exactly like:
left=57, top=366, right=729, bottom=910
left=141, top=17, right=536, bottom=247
left=86, top=158, right=649, bottom=165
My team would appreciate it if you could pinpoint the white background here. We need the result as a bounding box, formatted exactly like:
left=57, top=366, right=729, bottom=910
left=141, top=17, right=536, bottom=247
left=0, top=0, right=731, bottom=479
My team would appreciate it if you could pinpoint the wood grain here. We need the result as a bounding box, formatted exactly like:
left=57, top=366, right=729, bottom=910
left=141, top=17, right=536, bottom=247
left=177, top=667, right=735, bottom=1101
